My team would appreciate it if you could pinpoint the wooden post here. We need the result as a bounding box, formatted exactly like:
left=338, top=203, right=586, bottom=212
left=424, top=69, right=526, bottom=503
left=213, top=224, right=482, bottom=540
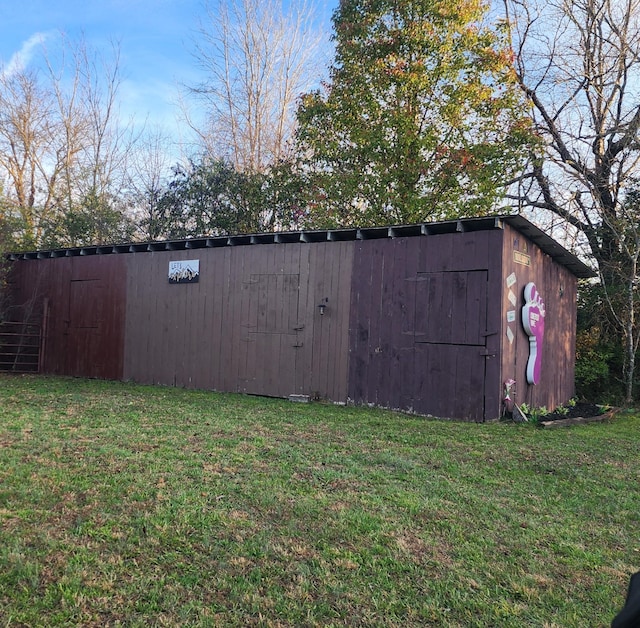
left=38, top=298, right=49, bottom=373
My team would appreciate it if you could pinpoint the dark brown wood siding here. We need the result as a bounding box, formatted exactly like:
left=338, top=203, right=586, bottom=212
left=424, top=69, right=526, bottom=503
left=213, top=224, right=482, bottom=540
left=7, top=256, right=126, bottom=379
left=500, top=224, right=577, bottom=411
left=348, top=230, right=504, bottom=421
left=122, top=242, right=353, bottom=401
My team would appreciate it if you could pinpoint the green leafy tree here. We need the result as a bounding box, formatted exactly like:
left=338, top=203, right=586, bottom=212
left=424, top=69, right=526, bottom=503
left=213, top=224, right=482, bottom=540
left=597, top=186, right=640, bottom=402
left=295, top=0, right=532, bottom=227
left=41, top=190, right=135, bottom=249
left=575, top=280, right=623, bottom=402
left=257, top=159, right=309, bottom=231
left=150, top=159, right=286, bottom=240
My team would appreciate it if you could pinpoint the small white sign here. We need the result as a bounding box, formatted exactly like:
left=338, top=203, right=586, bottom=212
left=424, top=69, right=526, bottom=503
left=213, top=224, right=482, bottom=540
left=508, top=290, right=517, bottom=307
left=168, top=259, right=200, bottom=284
left=506, top=327, right=515, bottom=345
left=507, top=310, right=516, bottom=323
left=506, top=272, right=517, bottom=288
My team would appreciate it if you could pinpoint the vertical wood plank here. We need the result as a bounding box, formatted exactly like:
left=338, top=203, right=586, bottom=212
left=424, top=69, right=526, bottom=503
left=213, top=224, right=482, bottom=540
left=295, top=245, right=311, bottom=395
left=332, top=242, right=354, bottom=402
left=386, top=237, right=416, bottom=411
left=484, top=230, right=505, bottom=419
left=347, top=241, right=370, bottom=405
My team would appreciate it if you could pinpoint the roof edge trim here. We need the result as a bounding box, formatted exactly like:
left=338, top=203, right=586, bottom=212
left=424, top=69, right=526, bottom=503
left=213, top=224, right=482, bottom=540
left=6, top=214, right=596, bottom=278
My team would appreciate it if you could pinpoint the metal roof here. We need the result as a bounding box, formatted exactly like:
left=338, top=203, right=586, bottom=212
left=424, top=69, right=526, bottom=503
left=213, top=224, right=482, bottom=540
left=499, top=215, right=596, bottom=278
left=7, top=214, right=596, bottom=278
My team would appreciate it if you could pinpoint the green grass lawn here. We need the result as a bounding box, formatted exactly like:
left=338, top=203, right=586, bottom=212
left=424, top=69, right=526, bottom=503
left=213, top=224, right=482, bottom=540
left=0, top=374, right=638, bottom=627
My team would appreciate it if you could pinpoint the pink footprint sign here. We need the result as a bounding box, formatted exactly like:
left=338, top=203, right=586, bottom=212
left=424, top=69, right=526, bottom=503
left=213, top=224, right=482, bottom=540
left=521, top=282, right=546, bottom=385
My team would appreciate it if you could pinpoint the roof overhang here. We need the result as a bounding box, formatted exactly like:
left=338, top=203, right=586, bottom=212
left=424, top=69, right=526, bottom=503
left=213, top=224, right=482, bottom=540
left=7, top=214, right=596, bottom=279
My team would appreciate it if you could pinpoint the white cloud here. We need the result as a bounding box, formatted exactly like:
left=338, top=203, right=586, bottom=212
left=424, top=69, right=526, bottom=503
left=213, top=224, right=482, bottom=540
left=2, top=32, right=50, bottom=79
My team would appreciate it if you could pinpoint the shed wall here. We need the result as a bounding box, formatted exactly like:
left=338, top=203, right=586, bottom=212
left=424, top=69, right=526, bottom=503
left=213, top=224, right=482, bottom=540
left=6, top=220, right=582, bottom=420
left=348, top=230, right=504, bottom=420
left=7, top=255, right=126, bottom=380
left=122, top=241, right=353, bottom=401
left=499, top=224, right=577, bottom=411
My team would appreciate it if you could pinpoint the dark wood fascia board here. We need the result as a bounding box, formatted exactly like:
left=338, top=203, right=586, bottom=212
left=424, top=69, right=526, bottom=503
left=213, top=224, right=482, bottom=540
left=6, top=215, right=596, bottom=278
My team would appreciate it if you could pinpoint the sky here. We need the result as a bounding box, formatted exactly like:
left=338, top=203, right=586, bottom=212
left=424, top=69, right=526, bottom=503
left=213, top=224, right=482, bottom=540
left=1, top=0, right=335, bottom=160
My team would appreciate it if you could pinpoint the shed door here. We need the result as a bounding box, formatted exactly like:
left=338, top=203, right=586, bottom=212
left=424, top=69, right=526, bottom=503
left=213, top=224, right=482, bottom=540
left=65, top=278, right=105, bottom=378
left=413, top=270, right=490, bottom=420
left=239, top=273, right=303, bottom=397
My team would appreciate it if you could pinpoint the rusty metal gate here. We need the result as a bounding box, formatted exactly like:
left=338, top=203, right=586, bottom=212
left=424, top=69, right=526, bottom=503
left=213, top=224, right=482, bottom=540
left=0, top=320, right=43, bottom=372
left=0, top=299, right=47, bottom=373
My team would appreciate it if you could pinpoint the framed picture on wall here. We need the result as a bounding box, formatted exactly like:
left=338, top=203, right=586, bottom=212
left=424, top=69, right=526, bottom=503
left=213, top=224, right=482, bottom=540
left=168, top=260, right=200, bottom=284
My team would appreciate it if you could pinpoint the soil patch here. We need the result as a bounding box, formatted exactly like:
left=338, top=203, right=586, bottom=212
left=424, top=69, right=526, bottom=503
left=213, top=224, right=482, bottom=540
left=539, top=402, right=616, bottom=428
left=543, top=402, right=603, bottom=422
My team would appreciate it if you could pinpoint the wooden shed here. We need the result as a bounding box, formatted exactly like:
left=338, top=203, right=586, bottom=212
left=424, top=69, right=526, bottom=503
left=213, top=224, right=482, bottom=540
left=4, top=215, right=594, bottom=421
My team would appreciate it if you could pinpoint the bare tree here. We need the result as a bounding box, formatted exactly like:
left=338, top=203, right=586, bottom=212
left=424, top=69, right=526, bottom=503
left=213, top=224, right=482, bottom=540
left=0, top=35, right=134, bottom=248
left=126, top=125, right=173, bottom=241
left=0, top=67, right=63, bottom=248
left=184, top=0, right=326, bottom=173
left=70, top=39, right=134, bottom=205
left=502, top=0, right=640, bottom=401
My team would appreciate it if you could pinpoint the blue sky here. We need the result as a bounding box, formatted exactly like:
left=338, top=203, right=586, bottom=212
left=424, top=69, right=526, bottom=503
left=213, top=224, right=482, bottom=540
left=1, top=0, right=335, bottom=154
